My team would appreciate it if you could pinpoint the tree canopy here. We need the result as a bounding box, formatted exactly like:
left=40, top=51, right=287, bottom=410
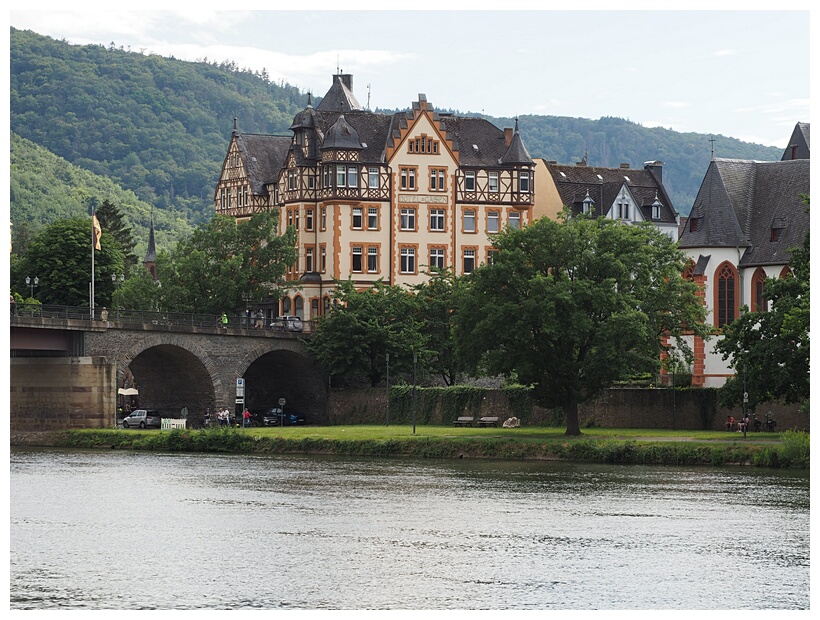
left=305, top=279, right=427, bottom=387
left=153, top=210, right=297, bottom=315
left=11, top=216, right=124, bottom=306
left=453, top=213, right=709, bottom=435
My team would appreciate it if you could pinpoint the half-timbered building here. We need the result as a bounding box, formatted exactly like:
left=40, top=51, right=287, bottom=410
left=214, top=73, right=535, bottom=323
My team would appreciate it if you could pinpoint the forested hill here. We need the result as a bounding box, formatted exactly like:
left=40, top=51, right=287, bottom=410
left=11, top=26, right=783, bottom=244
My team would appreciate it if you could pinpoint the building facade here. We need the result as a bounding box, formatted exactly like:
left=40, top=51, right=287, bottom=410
left=214, top=74, right=535, bottom=323
left=673, top=123, right=810, bottom=387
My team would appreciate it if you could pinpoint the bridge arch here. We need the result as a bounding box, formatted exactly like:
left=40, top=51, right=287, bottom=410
left=235, top=340, right=328, bottom=423
left=118, top=335, right=223, bottom=420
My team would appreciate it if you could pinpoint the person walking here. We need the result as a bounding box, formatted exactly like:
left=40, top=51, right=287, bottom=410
left=220, top=312, right=228, bottom=330
left=243, top=408, right=251, bottom=428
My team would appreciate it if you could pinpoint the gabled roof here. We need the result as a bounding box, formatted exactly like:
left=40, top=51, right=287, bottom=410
left=781, top=122, right=810, bottom=161
left=235, top=133, right=292, bottom=195
left=542, top=161, right=678, bottom=224
left=316, top=73, right=362, bottom=113
left=678, top=157, right=809, bottom=267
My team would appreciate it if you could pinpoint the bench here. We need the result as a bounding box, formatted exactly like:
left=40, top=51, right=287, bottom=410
left=453, top=416, right=474, bottom=427
left=477, top=416, right=499, bottom=427
left=161, top=418, right=187, bottom=430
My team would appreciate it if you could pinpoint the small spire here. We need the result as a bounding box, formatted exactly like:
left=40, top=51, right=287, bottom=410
left=307, top=92, right=312, bottom=107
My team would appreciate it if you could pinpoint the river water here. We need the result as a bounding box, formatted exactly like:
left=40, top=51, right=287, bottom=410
left=9, top=447, right=809, bottom=610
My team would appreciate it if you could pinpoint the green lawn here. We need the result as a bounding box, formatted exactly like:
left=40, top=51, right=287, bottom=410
left=210, top=424, right=787, bottom=443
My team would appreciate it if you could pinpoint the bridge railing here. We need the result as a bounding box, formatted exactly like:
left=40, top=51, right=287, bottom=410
left=11, top=303, right=314, bottom=333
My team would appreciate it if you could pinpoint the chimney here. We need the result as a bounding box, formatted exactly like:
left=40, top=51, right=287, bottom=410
left=339, top=73, right=353, bottom=91
left=644, top=160, right=663, bottom=183
left=620, top=163, right=630, bottom=169
left=504, top=127, right=513, bottom=146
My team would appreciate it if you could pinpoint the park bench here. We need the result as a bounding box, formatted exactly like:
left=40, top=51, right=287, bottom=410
left=477, top=416, right=499, bottom=427
left=453, top=416, right=474, bottom=427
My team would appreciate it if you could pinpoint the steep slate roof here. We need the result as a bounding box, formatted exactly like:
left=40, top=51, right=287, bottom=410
left=500, top=119, right=533, bottom=165
left=316, top=74, right=362, bottom=113
left=235, top=133, right=291, bottom=195
left=234, top=77, right=533, bottom=193
left=678, top=157, right=809, bottom=267
left=438, top=115, right=527, bottom=167
left=543, top=162, right=677, bottom=223
left=781, top=121, right=810, bottom=160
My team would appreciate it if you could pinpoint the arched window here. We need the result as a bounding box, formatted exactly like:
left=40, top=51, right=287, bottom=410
left=282, top=297, right=292, bottom=315
left=779, top=265, right=793, bottom=279
left=751, top=267, right=767, bottom=312
left=294, top=296, right=304, bottom=320
left=715, top=262, right=738, bottom=327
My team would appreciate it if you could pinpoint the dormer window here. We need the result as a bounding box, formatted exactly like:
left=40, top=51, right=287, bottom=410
left=771, top=227, right=784, bottom=242
left=651, top=194, right=662, bottom=220
left=582, top=191, right=594, bottom=215
left=689, top=217, right=701, bottom=232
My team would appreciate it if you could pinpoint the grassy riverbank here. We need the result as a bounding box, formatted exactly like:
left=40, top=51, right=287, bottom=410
left=10, top=425, right=809, bottom=469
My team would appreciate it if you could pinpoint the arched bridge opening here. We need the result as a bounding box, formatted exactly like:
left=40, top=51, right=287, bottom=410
left=126, top=344, right=215, bottom=420
left=241, top=349, right=327, bottom=424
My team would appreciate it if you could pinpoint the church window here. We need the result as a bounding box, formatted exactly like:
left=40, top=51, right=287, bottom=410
left=716, top=262, right=738, bottom=328
left=752, top=267, right=767, bottom=313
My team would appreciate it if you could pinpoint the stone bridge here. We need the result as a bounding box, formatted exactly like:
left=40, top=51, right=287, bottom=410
left=10, top=309, right=328, bottom=430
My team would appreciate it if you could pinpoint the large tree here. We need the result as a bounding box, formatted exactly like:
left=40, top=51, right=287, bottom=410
left=305, top=279, right=427, bottom=387
left=454, top=213, right=709, bottom=435
left=94, top=198, right=139, bottom=273
left=156, top=210, right=297, bottom=315
left=11, top=216, right=124, bottom=306
left=411, top=268, right=464, bottom=386
left=716, top=201, right=810, bottom=414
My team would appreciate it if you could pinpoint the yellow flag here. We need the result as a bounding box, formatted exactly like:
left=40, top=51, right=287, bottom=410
left=92, top=214, right=102, bottom=250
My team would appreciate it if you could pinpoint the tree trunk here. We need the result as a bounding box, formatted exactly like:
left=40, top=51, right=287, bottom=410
left=565, top=396, right=582, bottom=436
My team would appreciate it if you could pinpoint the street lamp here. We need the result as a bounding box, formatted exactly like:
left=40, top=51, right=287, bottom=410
left=111, top=273, right=124, bottom=319
left=25, top=276, right=39, bottom=298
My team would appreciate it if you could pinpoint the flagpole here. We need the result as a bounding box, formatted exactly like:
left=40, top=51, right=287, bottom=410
left=91, top=210, right=95, bottom=320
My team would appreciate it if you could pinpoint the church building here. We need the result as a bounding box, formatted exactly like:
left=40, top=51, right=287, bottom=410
left=673, top=123, right=810, bottom=387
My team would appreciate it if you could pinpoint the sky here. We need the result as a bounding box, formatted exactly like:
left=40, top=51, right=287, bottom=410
left=6, top=4, right=814, bottom=148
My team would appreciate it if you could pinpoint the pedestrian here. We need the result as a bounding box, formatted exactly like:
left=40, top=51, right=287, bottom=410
left=254, top=309, right=263, bottom=330
left=243, top=408, right=251, bottom=427
left=220, top=312, right=228, bottom=330
left=100, top=306, right=109, bottom=323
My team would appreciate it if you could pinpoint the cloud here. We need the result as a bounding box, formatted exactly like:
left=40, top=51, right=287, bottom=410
left=713, top=49, right=737, bottom=57
left=660, top=101, right=691, bottom=109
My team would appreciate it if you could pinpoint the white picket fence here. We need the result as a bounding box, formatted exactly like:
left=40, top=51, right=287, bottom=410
left=161, top=418, right=187, bottom=430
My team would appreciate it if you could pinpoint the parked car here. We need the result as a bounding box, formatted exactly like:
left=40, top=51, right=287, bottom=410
left=122, top=409, right=162, bottom=429
left=262, top=408, right=306, bottom=426
left=270, top=316, right=303, bottom=332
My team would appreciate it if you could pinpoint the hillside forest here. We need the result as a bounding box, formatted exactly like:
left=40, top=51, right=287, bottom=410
left=10, top=27, right=784, bottom=254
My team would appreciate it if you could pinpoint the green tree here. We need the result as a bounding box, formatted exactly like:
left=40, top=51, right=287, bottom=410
left=716, top=199, right=809, bottom=414
left=12, top=216, right=124, bottom=306
left=305, top=279, right=427, bottom=387
left=95, top=199, right=139, bottom=272
left=157, top=210, right=297, bottom=314
left=453, top=213, right=709, bottom=435
left=411, top=268, right=464, bottom=386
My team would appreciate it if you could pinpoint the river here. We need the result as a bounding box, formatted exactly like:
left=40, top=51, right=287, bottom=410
left=9, top=447, right=809, bottom=610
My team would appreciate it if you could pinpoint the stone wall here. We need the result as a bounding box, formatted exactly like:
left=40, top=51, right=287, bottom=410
left=327, top=386, right=809, bottom=432
left=10, top=357, right=116, bottom=431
